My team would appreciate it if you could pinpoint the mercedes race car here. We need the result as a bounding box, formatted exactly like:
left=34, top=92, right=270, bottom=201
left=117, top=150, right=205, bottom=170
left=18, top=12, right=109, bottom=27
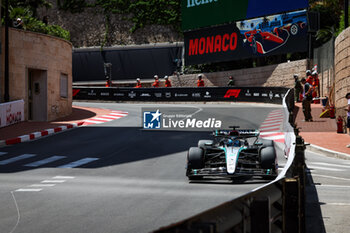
left=186, top=127, right=278, bottom=181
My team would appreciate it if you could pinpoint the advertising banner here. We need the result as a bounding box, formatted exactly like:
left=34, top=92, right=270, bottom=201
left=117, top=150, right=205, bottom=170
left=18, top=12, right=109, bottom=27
left=0, top=100, right=24, bottom=128
left=181, top=0, right=308, bottom=31
left=184, top=10, right=308, bottom=65
left=73, top=86, right=288, bottom=104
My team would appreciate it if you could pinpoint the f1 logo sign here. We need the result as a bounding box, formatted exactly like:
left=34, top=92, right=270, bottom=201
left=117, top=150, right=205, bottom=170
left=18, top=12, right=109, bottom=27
left=224, top=89, right=241, bottom=98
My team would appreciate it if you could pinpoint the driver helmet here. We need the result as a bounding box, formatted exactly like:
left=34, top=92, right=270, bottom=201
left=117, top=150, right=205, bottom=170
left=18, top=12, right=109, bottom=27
left=227, top=139, right=234, bottom=146
left=233, top=140, right=241, bottom=147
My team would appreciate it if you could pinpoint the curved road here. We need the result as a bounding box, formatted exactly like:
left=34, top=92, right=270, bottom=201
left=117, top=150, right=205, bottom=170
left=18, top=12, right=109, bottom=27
left=0, top=102, right=285, bottom=233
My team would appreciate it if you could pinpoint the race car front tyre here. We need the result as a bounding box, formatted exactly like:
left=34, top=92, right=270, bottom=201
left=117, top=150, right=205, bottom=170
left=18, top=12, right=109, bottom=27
left=198, top=140, right=214, bottom=149
left=187, top=147, right=204, bottom=180
left=187, top=147, right=204, bottom=169
left=259, top=146, right=277, bottom=169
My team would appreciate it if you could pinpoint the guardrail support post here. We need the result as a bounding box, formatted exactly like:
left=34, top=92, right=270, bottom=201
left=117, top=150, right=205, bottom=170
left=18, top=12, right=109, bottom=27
left=250, top=197, right=270, bottom=233
left=283, top=178, right=299, bottom=233
left=294, top=135, right=306, bottom=233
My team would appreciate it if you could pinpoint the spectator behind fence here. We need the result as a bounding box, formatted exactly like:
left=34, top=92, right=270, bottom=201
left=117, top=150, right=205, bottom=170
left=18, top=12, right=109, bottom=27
left=306, top=70, right=313, bottom=85
left=311, top=70, right=320, bottom=98
left=301, top=78, right=313, bottom=122
left=152, top=75, right=160, bottom=88
left=135, top=78, right=142, bottom=88
left=164, top=76, right=172, bottom=87
left=227, top=76, right=235, bottom=86
left=13, top=18, right=23, bottom=29
left=197, top=74, right=205, bottom=87
left=294, top=74, right=302, bottom=102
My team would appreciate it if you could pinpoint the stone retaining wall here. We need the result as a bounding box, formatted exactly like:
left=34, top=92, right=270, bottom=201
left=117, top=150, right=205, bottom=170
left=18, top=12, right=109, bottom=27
left=335, top=27, right=350, bottom=116
left=0, top=28, right=72, bottom=121
left=170, top=59, right=308, bottom=88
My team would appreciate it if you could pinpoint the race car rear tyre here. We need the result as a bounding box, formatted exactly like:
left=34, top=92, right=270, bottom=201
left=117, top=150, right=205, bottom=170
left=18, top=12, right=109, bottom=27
left=198, top=140, right=214, bottom=149
left=257, top=138, right=274, bottom=147
left=187, top=147, right=204, bottom=169
left=259, top=146, right=276, bottom=169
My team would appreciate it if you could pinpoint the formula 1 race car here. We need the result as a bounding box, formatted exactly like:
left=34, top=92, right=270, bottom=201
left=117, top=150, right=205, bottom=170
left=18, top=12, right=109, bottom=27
left=186, top=126, right=278, bottom=181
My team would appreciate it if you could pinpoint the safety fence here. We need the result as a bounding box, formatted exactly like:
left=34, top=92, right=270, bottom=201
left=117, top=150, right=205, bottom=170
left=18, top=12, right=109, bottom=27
left=151, top=89, right=307, bottom=233
left=73, top=86, right=289, bottom=104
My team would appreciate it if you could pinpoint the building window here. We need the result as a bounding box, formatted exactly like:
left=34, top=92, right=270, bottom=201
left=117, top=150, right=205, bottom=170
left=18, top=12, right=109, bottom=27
left=60, top=73, right=68, bottom=98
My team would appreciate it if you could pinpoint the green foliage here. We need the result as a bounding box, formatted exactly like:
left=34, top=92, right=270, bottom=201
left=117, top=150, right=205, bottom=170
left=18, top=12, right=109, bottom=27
left=126, top=0, right=181, bottom=32
left=6, top=5, right=70, bottom=41
left=57, top=0, right=87, bottom=13
left=310, top=0, right=342, bottom=45
left=24, top=17, right=71, bottom=40
left=337, top=7, right=350, bottom=36
left=55, top=0, right=181, bottom=32
left=9, top=0, right=52, bottom=16
left=316, top=26, right=336, bottom=43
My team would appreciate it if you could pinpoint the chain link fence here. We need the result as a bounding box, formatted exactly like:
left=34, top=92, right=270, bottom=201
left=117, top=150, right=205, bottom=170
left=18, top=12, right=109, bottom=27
left=313, top=38, right=335, bottom=98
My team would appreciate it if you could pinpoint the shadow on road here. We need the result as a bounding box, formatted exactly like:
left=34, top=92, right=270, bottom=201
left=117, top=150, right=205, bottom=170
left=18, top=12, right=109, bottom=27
left=0, top=127, right=211, bottom=173
left=305, top=168, right=326, bottom=233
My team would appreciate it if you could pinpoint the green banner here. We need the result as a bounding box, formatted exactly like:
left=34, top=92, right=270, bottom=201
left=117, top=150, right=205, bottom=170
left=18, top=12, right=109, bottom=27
left=181, top=0, right=309, bottom=31
left=182, top=0, right=249, bottom=31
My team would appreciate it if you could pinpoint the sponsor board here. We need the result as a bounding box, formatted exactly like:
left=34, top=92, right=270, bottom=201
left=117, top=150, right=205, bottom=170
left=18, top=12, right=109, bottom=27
left=73, top=87, right=286, bottom=104
left=0, top=100, right=24, bottom=128
left=184, top=9, right=308, bottom=65
left=182, top=0, right=308, bottom=31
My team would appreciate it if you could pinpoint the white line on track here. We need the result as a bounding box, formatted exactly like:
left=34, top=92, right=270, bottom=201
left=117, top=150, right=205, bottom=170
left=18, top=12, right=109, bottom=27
left=316, top=184, right=350, bottom=188
left=41, top=180, right=66, bottom=183
left=0, top=154, right=36, bottom=165
left=324, top=203, right=350, bottom=206
left=24, top=156, right=66, bottom=167
left=30, top=184, right=56, bottom=187
left=15, top=189, right=42, bottom=192
left=53, top=176, right=75, bottom=179
left=0, top=152, right=8, bottom=156
left=311, top=174, right=350, bottom=181
left=308, top=165, right=345, bottom=172
left=309, top=162, right=350, bottom=169
left=58, top=158, right=99, bottom=168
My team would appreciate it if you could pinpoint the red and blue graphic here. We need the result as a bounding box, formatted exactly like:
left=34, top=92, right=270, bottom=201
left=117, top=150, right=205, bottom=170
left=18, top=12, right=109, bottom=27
left=239, top=10, right=307, bottom=55
left=184, top=9, right=308, bottom=65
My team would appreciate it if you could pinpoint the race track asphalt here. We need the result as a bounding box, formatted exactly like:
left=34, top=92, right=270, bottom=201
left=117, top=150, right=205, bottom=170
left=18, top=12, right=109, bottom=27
left=0, top=102, right=286, bottom=233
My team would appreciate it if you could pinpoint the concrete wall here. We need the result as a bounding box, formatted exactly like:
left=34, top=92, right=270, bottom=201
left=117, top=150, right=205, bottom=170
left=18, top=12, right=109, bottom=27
left=335, top=27, right=350, bottom=116
left=170, top=59, right=308, bottom=88
left=0, top=28, right=73, bottom=121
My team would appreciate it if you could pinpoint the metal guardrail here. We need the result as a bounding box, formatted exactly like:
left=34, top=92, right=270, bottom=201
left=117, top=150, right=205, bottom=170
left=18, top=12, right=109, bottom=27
left=152, top=88, right=307, bottom=233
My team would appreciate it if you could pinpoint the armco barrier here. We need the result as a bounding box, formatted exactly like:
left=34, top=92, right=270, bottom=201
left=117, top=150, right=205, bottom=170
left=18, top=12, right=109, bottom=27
left=152, top=89, right=307, bottom=233
left=73, top=86, right=289, bottom=104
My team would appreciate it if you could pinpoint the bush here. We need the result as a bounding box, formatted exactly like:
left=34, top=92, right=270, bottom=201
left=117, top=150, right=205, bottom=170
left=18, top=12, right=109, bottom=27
left=7, top=6, right=70, bottom=41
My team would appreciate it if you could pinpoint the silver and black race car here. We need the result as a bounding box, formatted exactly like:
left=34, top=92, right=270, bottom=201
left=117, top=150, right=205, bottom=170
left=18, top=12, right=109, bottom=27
left=186, top=126, right=278, bottom=181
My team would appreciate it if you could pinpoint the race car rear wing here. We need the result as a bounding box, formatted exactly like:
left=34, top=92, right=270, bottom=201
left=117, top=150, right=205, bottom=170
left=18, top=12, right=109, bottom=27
left=213, top=129, right=260, bottom=138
